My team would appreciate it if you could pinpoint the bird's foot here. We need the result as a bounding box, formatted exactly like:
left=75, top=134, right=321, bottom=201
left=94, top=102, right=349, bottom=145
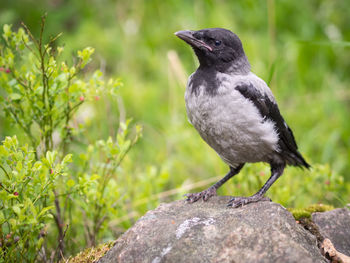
left=227, top=194, right=271, bottom=208
left=184, top=186, right=217, bottom=203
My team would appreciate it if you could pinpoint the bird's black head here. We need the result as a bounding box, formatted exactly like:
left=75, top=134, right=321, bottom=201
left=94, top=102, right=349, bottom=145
left=175, top=28, right=250, bottom=73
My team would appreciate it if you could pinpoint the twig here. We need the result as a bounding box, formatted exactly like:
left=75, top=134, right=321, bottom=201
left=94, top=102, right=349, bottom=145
left=117, top=96, right=126, bottom=134
left=39, top=245, right=47, bottom=263
left=6, top=107, right=37, bottom=150
left=50, top=224, right=68, bottom=263
left=52, top=190, right=66, bottom=261
left=21, top=22, right=40, bottom=50
left=0, top=182, right=11, bottom=193
left=0, top=165, right=10, bottom=180
left=43, top=32, right=63, bottom=57
left=94, top=215, right=107, bottom=238
left=21, top=35, right=39, bottom=61
left=81, top=209, right=93, bottom=247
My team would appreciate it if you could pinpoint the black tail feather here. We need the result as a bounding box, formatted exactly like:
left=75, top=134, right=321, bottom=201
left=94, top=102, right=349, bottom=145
left=287, top=150, right=311, bottom=169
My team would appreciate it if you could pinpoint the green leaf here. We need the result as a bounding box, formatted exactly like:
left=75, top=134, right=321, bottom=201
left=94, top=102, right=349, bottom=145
left=33, top=161, right=43, bottom=171
left=9, top=218, right=17, bottom=228
left=16, top=161, right=22, bottom=172
left=122, top=140, right=131, bottom=153
left=57, top=46, right=64, bottom=54
left=90, top=174, right=100, bottom=180
left=12, top=205, right=21, bottom=215
left=0, top=211, right=5, bottom=224
left=15, top=151, right=23, bottom=161
left=37, top=206, right=54, bottom=218
left=69, top=66, right=76, bottom=75
left=9, top=93, right=21, bottom=101
left=78, top=47, right=95, bottom=68
left=0, top=145, right=9, bottom=157
left=62, top=154, right=73, bottom=164
left=3, top=24, right=12, bottom=40
left=45, top=151, right=56, bottom=166
left=66, top=179, right=75, bottom=187
left=36, top=237, right=44, bottom=250
left=8, top=79, right=17, bottom=86
left=26, top=198, right=37, bottom=217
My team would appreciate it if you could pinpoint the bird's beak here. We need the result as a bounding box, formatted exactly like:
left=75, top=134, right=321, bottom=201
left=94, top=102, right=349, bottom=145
left=175, top=30, right=213, bottom=52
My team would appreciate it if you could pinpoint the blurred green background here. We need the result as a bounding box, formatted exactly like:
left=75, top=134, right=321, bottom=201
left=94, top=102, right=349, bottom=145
left=1, top=0, right=349, bottom=240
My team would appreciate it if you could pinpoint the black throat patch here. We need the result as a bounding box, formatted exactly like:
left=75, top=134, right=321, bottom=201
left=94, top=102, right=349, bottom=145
left=190, top=67, right=222, bottom=96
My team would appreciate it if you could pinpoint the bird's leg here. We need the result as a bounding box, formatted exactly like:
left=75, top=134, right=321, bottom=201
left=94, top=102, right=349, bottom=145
left=185, top=163, right=244, bottom=203
left=227, top=162, right=285, bottom=208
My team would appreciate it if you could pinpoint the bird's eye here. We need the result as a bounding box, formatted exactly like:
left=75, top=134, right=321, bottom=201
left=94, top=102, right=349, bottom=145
left=214, top=40, right=222, bottom=46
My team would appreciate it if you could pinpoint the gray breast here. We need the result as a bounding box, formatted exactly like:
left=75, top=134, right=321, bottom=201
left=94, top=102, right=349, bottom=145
left=185, top=72, right=279, bottom=167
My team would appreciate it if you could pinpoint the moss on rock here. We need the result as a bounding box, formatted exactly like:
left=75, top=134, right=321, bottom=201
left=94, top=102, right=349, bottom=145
left=288, top=204, right=334, bottom=220
left=63, top=241, right=115, bottom=263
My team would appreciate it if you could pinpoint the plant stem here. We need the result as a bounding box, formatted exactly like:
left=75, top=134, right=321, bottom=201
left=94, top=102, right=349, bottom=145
left=0, top=165, right=10, bottom=180
left=0, top=182, right=11, bottom=193
left=6, top=107, right=38, bottom=159
left=52, top=190, right=65, bottom=261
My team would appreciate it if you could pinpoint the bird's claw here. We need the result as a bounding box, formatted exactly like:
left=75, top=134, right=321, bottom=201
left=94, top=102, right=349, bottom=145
left=184, top=186, right=217, bottom=203
left=227, top=195, right=271, bottom=208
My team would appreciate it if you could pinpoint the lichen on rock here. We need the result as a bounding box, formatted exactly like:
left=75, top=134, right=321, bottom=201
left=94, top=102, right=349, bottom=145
left=98, top=197, right=331, bottom=263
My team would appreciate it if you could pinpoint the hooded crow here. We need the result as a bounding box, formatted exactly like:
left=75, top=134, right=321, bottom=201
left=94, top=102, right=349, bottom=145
left=175, top=28, right=310, bottom=208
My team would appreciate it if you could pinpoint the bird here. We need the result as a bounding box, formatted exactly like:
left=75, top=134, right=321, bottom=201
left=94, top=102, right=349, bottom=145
left=175, top=28, right=310, bottom=208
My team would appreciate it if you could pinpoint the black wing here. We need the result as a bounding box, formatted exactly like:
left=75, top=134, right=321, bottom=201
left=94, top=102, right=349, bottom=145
left=235, top=84, right=310, bottom=168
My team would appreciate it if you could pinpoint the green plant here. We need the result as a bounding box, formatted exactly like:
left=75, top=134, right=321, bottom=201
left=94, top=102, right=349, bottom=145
left=0, top=136, right=72, bottom=262
left=0, top=17, right=120, bottom=157
left=0, top=17, right=141, bottom=262
left=72, top=120, right=141, bottom=247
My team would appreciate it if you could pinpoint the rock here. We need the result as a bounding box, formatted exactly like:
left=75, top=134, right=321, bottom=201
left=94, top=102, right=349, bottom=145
left=312, top=208, right=350, bottom=256
left=98, top=196, right=327, bottom=263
